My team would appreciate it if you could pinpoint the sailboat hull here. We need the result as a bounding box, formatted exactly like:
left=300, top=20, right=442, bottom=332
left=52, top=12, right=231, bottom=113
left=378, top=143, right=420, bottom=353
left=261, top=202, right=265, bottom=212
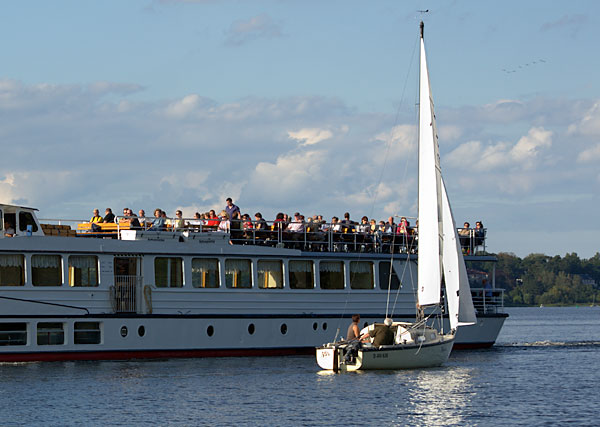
left=316, top=330, right=455, bottom=371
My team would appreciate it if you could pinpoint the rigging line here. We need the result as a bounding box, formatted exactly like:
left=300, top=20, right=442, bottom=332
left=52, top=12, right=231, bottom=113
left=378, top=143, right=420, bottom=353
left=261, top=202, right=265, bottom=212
left=366, top=34, right=419, bottom=223
left=391, top=237, right=417, bottom=317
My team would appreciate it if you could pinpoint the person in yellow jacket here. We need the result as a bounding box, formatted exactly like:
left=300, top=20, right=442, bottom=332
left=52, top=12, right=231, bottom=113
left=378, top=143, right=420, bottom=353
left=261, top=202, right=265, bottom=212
left=90, top=209, right=104, bottom=223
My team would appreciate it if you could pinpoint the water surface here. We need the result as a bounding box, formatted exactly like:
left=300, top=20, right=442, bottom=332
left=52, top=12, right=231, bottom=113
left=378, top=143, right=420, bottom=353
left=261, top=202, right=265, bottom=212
left=1, top=307, right=599, bottom=426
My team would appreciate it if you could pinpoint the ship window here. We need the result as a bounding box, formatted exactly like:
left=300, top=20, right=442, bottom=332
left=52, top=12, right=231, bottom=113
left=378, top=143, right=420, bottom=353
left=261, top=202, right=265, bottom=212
left=350, top=261, right=374, bottom=289
left=319, top=261, right=344, bottom=289
left=379, top=262, right=401, bottom=290
left=0, top=254, right=25, bottom=286
left=37, top=322, right=64, bottom=345
left=68, top=256, right=98, bottom=287
left=257, top=260, right=283, bottom=289
left=289, top=260, right=314, bottom=289
left=191, top=258, right=220, bottom=288
left=74, top=322, right=101, bottom=344
left=18, top=211, right=39, bottom=232
left=0, top=322, right=27, bottom=346
left=154, top=257, right=183, bottom=288
left=32, top=255, right=63, bottom=286
left=225, top=259, right=252, bottom=288
left=0, top=210, right=3, bottom=230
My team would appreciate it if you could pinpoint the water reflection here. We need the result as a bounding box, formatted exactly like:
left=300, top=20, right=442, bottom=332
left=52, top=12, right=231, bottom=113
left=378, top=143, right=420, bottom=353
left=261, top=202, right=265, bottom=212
left=394, top=367, right=475, bottom=426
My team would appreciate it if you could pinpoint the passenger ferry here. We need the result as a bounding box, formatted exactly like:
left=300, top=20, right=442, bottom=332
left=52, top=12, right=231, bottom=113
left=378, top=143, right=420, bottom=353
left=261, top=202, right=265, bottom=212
left=0, top=203, right=506, bottom=362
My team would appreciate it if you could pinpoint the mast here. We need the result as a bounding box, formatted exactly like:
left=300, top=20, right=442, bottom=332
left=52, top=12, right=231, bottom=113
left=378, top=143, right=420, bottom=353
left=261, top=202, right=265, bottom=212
left=417, top=21, right=444, bottom=307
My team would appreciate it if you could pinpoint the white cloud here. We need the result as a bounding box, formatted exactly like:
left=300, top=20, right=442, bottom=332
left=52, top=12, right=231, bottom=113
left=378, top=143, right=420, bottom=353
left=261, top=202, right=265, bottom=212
left=166, top=94, right=201, bottom=117
left=577, top=143, right=600, bottom=163
left=446, top=127, right=552, bottom=172
left=509, top=127, right=553, bottom=168
left=224, top=14, right=283, bottom=46
left=287, top=128, right=333, bottom=146
left=568, top=101, right=600, bottom=136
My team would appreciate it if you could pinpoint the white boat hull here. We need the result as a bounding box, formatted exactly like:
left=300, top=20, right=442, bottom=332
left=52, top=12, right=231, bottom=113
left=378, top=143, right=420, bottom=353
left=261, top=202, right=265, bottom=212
left=316, top=334, right=455, bottom=371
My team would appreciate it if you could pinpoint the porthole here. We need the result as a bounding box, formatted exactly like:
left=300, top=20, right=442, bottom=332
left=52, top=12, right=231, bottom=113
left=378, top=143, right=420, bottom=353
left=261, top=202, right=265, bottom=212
left=207, top=325, right=214, bottom=337
left=322, top=322, right=328, bottom=331
left=280, top=324, right=287, bottom=335
left=120, top=326, right=128, bottom=338
left=138, top=326, right=145, bottom=337
left=248, top=323, right=255, bottom=335
left=312, top=322, right=318, bottom=331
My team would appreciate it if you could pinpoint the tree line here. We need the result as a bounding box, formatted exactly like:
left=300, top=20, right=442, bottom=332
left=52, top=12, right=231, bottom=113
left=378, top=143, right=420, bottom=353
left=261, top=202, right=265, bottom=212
left=468, top=252, right=600, bottom=306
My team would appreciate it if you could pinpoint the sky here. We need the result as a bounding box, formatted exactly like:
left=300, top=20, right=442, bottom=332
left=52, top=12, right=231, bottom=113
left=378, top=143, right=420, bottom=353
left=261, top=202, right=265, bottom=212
left=0, top=0, right=599, bottom=258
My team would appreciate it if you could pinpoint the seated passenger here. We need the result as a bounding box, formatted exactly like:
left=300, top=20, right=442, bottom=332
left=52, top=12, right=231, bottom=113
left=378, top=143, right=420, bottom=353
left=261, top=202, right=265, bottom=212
left=384, top=216, right=395, bottom=234
left=361, top=318, right=395, bottom=347
left=369, top=219, right=377, bottom=233
left=273, top=212, right=285, bottom=231
left=242, top=214, right=253, bottom=230
left=254, top=212, right=268, bottom=230
left=188, top=212, right=203, bottom=230
left=474, top=221, right=485, bottom=246
left=170, top=210, right=185, bottom=230
left=397, top=217, right=409, bottom=234
left=218, top=211, right=230, bottom=232
left=148, top=208, right=166, bottom=231
left=286, top=212, right=305, bottom=232
left=138, top=209, right=147, bottom=228
left=127, top=209, right=141, bottom=229
left=90, top=209, right=104, bottom=223
left=330, top=217, right=341, bottom=232
left=459, top=221, right=471, bottom=252
left=357, top=216, right=370, bottom=233
left=347, top=314, right=361, bottom=341
left=3, top=221, right=15, bottom=237
left=103, top=208, right=115, bottom=223
left=230, top=211, right=242, bottom=231
left=206, top=210, right=219, bottom=227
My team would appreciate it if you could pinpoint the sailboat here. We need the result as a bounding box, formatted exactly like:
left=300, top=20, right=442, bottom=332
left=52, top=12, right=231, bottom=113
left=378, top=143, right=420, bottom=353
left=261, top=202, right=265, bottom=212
left=316, top=22, right=477, bottom=371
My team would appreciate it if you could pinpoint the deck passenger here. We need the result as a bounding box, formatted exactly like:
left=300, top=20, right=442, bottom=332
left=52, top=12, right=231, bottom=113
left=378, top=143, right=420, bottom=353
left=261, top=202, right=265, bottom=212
left=148, top=208, right=166, bottom=231
left=138, top=210, right=146, bottom=229
left=225, top=198, right=240, bottom=220
left=170, top=210, right=185, bottom=230
left=347, top=314, right=361, bottom=341
left=103, top=208, right=115, bottom=223
left=206, top=210, right=219, bottom=227
left=254, top=212, right=268, bottom=230
left=474, top=221, right=485, bottom=247
left=90, top=209, right=104, bottom=223
left=459, top=222, right=471, bottom=254
left=127, top=209, right=141, bottom=229
left=361, top=318, right=394, bottom=347
left=218, top=211, right=230, bottom=232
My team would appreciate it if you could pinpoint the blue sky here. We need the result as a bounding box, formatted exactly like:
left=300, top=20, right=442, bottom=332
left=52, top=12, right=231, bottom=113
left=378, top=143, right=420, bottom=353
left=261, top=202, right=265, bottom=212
left=1, top=0, right=599, bottom=258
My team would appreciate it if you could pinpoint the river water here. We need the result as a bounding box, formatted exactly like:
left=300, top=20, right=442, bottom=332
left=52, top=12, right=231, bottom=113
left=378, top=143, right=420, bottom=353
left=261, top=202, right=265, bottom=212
left=1, top=307, right=599, bottom=426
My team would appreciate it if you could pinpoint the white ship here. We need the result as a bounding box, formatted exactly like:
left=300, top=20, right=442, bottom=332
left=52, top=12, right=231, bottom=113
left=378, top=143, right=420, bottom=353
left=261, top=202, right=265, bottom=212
left=0, top=203, right=506, bottom=361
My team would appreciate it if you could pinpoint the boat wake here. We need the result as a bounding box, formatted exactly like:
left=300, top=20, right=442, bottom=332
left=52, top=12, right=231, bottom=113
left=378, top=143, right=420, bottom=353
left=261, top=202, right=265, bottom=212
left=498, top=340, right=600, bottom=349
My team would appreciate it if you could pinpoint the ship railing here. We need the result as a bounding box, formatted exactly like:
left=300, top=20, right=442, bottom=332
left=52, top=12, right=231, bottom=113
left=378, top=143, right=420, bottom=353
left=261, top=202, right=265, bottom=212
left=110, top=275, right=142, bottom=314
left=458, top=229, right=487, bottom=255
left=470, top=288, right=504, bottom=314
left=52, top=216, right=488, bottom=255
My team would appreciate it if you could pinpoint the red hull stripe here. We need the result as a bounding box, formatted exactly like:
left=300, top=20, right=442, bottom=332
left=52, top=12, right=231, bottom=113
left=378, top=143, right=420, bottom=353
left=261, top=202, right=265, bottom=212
left=0, top=347, right=315, bottom=363
left=0, top=342, right=496, bottom=362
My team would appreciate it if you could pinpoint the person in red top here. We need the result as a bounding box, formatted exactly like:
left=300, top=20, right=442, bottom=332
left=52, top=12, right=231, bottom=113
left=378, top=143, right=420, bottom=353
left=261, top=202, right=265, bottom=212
left=206, top=210, right=219, bottom=227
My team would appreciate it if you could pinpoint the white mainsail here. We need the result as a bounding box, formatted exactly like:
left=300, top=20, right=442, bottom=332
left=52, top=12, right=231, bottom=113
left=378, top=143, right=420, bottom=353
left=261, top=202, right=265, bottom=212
left=417, top=22, right=443, bottom=307
left=441, top=178, right=477, bottom=329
